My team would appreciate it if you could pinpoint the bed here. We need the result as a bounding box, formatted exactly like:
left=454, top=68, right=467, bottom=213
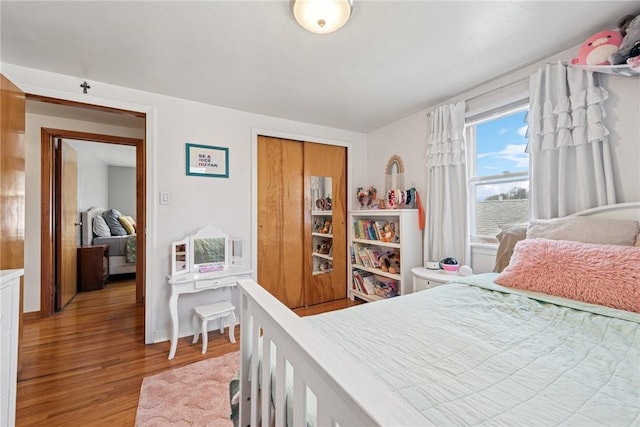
left=236, top=202, right=640, bottom=426
left=81, top=207, right=137, bottom=276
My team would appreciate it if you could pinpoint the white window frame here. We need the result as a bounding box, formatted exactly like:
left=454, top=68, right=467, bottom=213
left=466, top=99, right=529, bottom=245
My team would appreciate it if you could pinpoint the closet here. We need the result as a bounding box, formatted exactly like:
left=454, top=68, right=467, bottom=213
left=257, top=136, right=347, bottom=308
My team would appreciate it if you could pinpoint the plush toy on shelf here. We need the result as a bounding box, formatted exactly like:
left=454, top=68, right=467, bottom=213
left=379, top=223, right=395, bottom=243
left=317, top=240, right=332, bottom=255
left=628, top=55, right=640, bottom=70
left=379, top=251, right=400, bottom=275
left=571, top=29, right=623, bottom=65
left=609, top=14, right=640, bottom=65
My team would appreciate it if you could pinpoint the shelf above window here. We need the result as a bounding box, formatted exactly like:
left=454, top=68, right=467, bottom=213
left=570, top=64, right=640, bottom=78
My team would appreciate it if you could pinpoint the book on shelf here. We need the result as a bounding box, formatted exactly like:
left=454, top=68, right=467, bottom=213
left=365, top=247, right=383, bottom=268
left=367, top=222, right=378, bottom=240
left=357, top=220, right=367, bottom=240
left=361, top=273, right=377, bottom=295
left=352, top=270, right=376, bottom=295
left=353, top=221, right=361, bottom=239
left=351, top=271, right=362, bottom=293
left=355, top=219, right=387, bottom=241
left=352, top=243, right=363, bottom=265
left=357, top=246, right=372, bottom=267
left=374, top=221, right=386, bottom=241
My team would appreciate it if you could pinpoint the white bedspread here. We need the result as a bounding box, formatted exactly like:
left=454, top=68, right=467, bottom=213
left=306, top=273, right=640, bottom=426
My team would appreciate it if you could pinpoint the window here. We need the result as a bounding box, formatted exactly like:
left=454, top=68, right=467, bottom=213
left=466, top=102, right=529, bottom=244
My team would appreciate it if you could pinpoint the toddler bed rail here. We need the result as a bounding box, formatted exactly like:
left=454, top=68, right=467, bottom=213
left=237, top=278, right=427, bottom=427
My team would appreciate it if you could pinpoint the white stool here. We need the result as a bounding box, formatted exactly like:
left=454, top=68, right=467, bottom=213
left=192, top=301, right=236, bottom=354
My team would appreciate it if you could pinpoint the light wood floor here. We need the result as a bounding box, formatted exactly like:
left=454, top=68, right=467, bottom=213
left=16, top=278, right=358, bottom=426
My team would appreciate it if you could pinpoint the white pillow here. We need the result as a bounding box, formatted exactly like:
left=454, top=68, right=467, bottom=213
left=93, top=215, right=111, bottom=238
left=527, top=216, right=639, bottom=246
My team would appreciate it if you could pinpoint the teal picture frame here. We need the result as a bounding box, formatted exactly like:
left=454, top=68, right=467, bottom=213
left=186, top=143, right=229, bottom=178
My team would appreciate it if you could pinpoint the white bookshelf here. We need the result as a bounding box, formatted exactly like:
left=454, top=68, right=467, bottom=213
left=349, top=209, right=422, bottom=302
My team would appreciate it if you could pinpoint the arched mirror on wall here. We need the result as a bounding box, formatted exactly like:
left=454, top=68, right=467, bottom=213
left=385, top=155, right=405, bottom=194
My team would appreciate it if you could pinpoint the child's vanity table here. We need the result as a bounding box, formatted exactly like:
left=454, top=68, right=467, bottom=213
left=166, top=226, right=251, bottom=360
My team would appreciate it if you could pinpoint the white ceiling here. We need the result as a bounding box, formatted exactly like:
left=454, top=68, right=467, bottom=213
left=2, top=1, right=638, bottom=133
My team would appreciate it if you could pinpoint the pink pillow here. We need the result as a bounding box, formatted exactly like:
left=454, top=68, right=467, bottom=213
left=495, top=238, right=640, bottom=313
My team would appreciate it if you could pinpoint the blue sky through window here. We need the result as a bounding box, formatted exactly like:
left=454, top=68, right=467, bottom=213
left=476, top=109, right=528, bottom=177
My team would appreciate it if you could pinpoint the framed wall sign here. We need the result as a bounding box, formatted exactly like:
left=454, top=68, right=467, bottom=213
left=186, top=143, right=229, bottom=178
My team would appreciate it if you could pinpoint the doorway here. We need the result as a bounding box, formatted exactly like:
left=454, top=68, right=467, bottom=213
left=33, top=96, right=147, bottom=318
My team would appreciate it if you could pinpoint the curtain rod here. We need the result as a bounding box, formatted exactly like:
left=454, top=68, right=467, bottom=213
left=426, top=76, right=529, bottom=118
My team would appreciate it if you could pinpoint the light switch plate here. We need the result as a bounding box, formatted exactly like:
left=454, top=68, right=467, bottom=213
left=160, top=191, right=170, bottom=205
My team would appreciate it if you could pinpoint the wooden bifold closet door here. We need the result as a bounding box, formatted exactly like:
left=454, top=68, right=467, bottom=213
left=257, top=136, right=347, bottom=309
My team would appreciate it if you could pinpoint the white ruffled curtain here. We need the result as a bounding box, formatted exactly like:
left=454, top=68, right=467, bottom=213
left=527, top=61, right=616, bottom=219
left=425, top=101, right=469, bottom=265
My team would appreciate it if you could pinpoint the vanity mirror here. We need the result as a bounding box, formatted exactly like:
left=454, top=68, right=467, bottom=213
left=189, top=226, right=229, bottom=272
left=170, top=238, right=189, bottom=276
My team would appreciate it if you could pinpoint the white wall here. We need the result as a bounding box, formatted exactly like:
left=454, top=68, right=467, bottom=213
left=367, top=46, right=640, bottom=273
left=4, top=62, right=368, bottom=344
left=108, top=166, right=136, bottom=217
left=23, top=112, right=144, bottom=312
left=74, top=148, right=108, bottom=214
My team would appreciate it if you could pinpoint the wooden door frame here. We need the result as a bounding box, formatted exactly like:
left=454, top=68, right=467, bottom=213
left=40, top=127, right=146, bottom=317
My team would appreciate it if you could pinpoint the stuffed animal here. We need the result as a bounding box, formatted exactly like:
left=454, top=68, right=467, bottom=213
left=571, top=29, right=623, bottom=65
left=628, top=55, right=640, bottom=70
left=610, top=14, right=640, bottom=65
left=320, top=220, right=332, bottom=234
left=379, top=251, right=400, bottom=274
left=317, top=240, right=332, bottom=255
left=379, top=223, right=395, bottom=243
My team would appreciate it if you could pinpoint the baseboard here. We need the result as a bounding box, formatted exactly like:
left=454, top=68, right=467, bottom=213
left=23, top=311, right=41, bottom=321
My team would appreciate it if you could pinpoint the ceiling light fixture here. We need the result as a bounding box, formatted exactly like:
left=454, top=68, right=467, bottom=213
left=292, top=0, right=353, bottom=35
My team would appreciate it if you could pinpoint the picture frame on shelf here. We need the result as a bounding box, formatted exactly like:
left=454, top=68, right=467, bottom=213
left=186, top=143, right=229, bottom=178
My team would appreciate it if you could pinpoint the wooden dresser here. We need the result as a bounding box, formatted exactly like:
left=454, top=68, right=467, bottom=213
left=77, top=245, right=109, bottom=292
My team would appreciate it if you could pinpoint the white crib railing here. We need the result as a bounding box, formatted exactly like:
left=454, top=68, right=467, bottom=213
left=237, top=279, right=428, bottom=427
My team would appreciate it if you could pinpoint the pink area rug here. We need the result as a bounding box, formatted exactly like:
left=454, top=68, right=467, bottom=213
left=135, top=351, right=240, bottom=426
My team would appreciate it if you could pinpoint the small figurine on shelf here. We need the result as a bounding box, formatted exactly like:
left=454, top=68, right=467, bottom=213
left=357, top=187, right=368, bottom=209
left=389, top=222, right=400, bottom=243
left=367, top=186, right=377, bottom=207
left=317, top=240, right=332, bottom=255
left=318, top=260, right=332, bottom=271
left=320, top=220, right=332, bottom=234
left=609, top=14, right=640, bottom=65
left=571, top=29, right=623, bottom=65
left=380, top=223, right=395, bottom=243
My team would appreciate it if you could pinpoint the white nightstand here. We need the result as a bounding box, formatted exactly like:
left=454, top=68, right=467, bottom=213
left=411, top=267, right=458, bottom=292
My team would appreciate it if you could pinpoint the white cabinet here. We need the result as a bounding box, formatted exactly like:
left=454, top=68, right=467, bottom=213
left=1, top=269, right=23, bottom=427
left=411, top=267, right=454, bottom=292
left=349, top=210, right=422, bottom=302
